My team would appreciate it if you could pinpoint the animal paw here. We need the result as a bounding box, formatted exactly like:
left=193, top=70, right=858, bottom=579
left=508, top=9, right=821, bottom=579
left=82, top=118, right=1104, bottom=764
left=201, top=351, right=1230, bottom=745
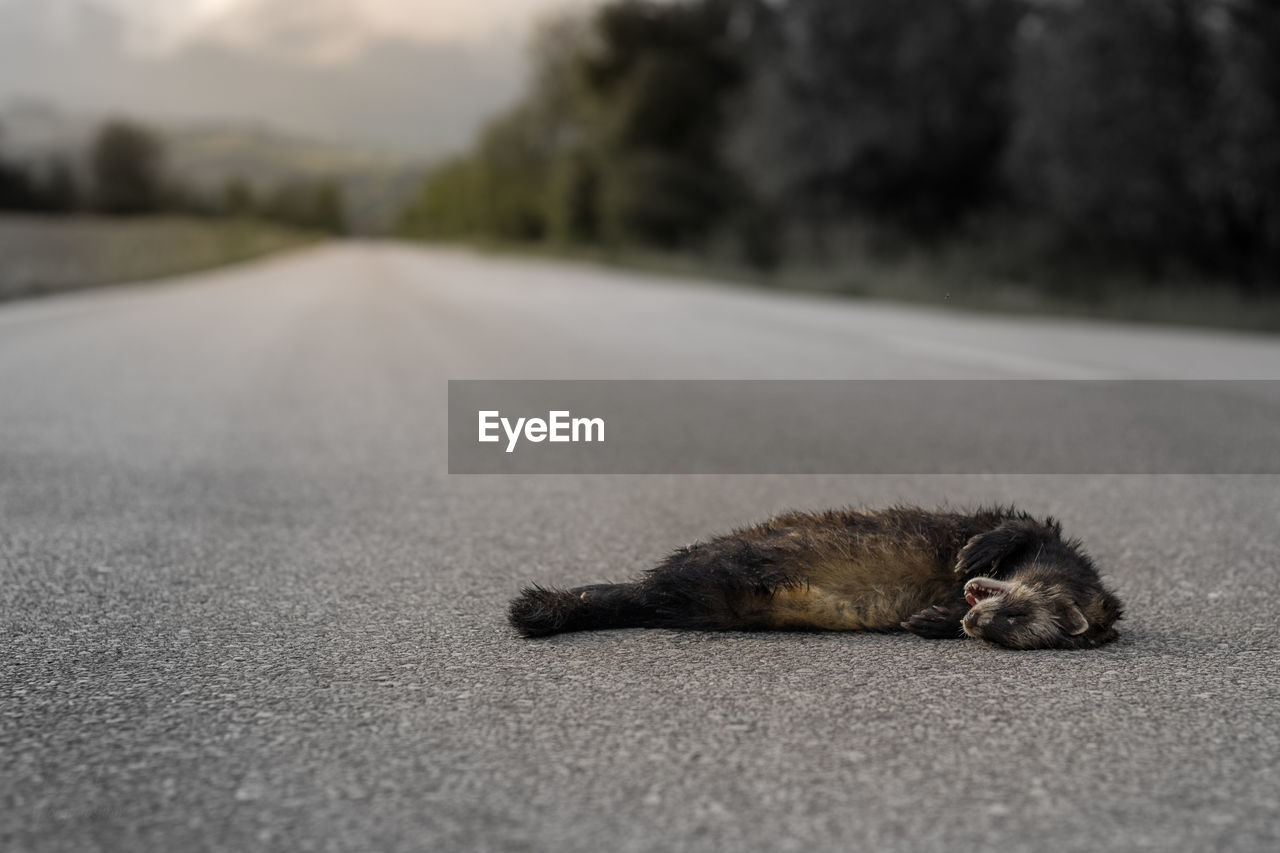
left=901, top=604, right=966, bottom=640
left=954, top=518, right=1061, bottom=576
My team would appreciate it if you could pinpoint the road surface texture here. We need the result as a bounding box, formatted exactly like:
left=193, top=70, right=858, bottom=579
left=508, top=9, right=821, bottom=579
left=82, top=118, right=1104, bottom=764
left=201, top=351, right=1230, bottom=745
left=2, top=243, right=1278, bottom=852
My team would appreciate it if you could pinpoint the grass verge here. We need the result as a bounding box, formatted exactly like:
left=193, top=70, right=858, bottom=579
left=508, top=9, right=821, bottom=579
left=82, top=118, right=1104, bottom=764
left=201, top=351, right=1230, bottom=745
left=424, top=235, right=1280, bottom=334
left=0, top=215, right=325, bottom=302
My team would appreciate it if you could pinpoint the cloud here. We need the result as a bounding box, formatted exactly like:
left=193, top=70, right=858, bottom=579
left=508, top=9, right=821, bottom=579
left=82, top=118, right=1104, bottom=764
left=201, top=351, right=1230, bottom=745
left=14, top=0, right=600, bottom=62
left=0, top=0, right=542, bottom=152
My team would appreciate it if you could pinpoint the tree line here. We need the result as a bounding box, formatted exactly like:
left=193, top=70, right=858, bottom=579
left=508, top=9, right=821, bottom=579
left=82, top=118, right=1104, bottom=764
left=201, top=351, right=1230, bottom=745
left=0, top=119, right=345, bottom=233
left=400, top=0, right=1280, bottom=291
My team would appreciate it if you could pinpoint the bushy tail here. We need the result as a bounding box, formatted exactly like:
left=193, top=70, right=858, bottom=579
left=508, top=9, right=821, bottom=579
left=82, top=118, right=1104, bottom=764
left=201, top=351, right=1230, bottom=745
left=508, top=583, right=655, bottom=637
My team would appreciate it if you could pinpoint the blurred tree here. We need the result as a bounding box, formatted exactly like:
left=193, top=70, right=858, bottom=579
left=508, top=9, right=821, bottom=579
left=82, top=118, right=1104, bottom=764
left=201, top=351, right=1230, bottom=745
left=474, top=106, right=555, bottom=241
left=577, top=0, right=756, bottom=248
left=0, top=159, right=40, bottom=211
left=265, top=183, right=307, bottom=227
left=0, top=155, right=80, bottom=213
left=159, top=181, right=218, bottom=218
left=546, top=150, right=601, bottom=244
left=400, top=157, right=489, bottom=238
left=91, top=119, right=165, bottom=215
left=396, top=0, right=1280, bottom=293
left=1211, top=0, right=1280, bottom=287
left=38, top=157, right=80, bottom=213
left=306, top=180, right=345, bottom=234
left=222, top=177, right=256, bottom=218
left=1007, top=0, right=1222, bottom=275
left=263, top=180, right=346, bottom=233
left=0, top=121, right=39, bottom=211
left=401, top=12, right=597, bottom=243
left=528, top=12, right=600, bottom=244
left=733, top=0, right=1025, bottom=237
left=401, top=1, right=760, bottom=251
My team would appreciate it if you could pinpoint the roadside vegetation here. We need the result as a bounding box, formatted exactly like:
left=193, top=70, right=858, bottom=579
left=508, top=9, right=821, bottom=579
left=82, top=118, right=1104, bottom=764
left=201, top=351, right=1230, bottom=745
left=0, top=115, right=344, bottom=301
left=399, top=0, right=1280, bottom=331
left=0, top=216, right=321, bottom=301
left=1, top=117, right=347, bottom=232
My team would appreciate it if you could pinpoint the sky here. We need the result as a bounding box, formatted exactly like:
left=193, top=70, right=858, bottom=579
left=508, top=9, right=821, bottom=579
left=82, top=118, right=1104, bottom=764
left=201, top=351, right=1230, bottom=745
left=41, top=0, right=598, bottom=61
left=0, top=0, right=601, bottom=153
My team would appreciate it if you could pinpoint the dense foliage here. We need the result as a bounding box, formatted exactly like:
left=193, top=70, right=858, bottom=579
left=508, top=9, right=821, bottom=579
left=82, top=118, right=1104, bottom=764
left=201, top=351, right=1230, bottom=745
left=401, top=0, right=1280, bottom=290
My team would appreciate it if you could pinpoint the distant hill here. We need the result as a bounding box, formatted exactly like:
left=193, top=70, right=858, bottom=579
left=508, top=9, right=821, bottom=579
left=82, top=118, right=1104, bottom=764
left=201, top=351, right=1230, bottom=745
left=0, top=100, right=431, bottom=235
left=163, top=124, right=430, bottom=235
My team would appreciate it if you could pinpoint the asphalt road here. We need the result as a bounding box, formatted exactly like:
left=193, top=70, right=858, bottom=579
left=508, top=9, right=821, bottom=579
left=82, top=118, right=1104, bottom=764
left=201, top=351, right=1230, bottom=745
left=2, top=243, right=1278, bottom=852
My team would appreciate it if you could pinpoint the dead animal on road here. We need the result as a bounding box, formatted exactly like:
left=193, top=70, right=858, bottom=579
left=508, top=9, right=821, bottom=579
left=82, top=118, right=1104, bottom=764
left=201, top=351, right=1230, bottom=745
left=508, top=506, right=1123, bottom=650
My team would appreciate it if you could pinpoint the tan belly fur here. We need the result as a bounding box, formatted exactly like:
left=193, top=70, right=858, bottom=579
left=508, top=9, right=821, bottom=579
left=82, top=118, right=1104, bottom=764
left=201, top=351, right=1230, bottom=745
left=763, top=552, right=956, bottom=630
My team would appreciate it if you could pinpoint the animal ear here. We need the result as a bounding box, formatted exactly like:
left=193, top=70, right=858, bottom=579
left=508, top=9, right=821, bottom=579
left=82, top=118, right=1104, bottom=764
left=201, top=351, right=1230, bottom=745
left=1058, top=602, right=1089, bottom=636
left=955, top=518, right=1061, bottom=577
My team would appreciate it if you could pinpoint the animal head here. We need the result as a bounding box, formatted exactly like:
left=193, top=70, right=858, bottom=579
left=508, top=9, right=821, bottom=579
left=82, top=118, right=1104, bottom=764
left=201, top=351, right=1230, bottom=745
left=961, top=572, right=1122, bottom=649
left=955, top=516, right=1123, bottom=649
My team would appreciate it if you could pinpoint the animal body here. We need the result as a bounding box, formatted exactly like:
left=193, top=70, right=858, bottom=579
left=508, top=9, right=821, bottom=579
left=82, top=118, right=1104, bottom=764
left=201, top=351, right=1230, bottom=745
left=508, top=506, right=1123, bottom=649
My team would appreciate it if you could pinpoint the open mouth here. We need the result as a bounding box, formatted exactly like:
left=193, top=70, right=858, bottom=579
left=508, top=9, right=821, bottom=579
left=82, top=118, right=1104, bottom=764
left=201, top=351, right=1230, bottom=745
left=964, top=578, right=1013, bottom=607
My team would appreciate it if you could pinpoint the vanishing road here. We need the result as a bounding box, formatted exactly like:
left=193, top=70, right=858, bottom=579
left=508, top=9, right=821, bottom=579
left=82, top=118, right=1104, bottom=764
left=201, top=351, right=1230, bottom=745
left=2, top=243, right=1278, bottom=852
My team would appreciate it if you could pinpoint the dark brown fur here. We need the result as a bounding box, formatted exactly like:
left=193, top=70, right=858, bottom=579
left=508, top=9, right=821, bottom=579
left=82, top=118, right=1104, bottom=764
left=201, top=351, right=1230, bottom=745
left=508, top=506, right=1124, bottom=650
